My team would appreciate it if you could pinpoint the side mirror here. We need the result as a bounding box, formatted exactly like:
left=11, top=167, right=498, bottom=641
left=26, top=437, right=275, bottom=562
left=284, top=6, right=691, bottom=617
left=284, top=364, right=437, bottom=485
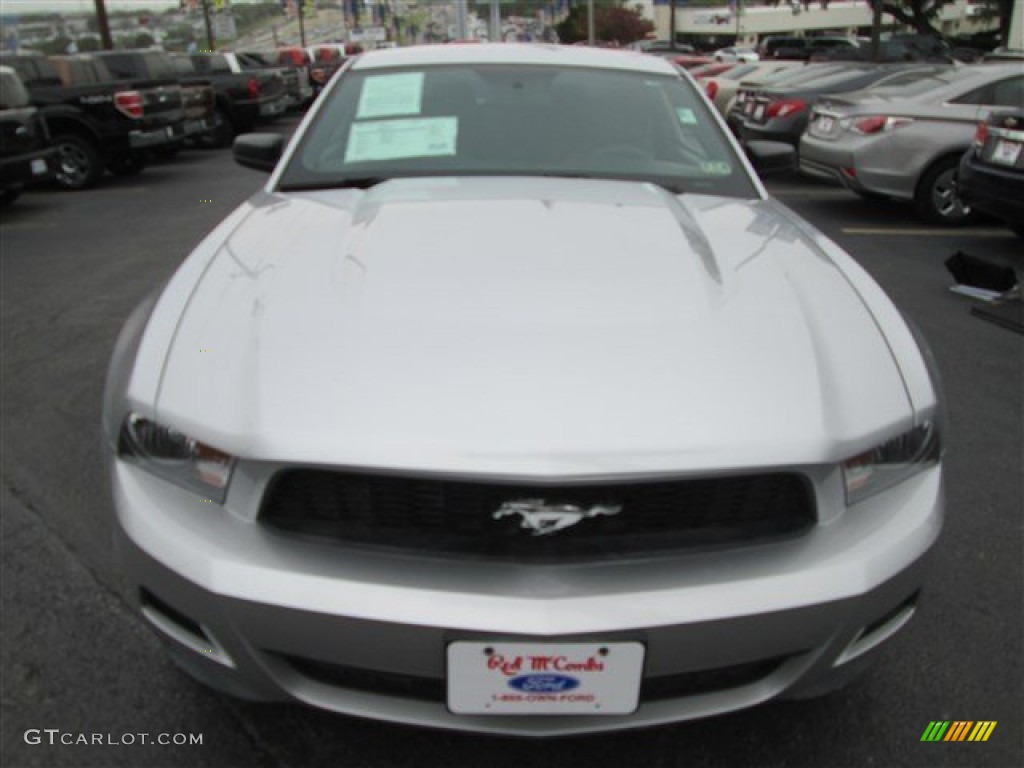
left=233, top=133, right=284, bottom=172
left=745, top=141, right=797, bottom=176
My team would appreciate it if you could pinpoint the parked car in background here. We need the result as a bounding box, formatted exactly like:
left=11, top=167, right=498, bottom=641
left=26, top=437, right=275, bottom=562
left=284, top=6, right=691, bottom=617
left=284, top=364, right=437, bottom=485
left=89, top=50, right=213, bottom=155
left=0, top=51, right=183, bottom=189
left=713, top=47, right=759, bottom=63
left=700, top=60, right=801, bottom=117
left=759, top=36, right=860, bottom=61
left=172, top=52, right=287, bottom=148
left=107, top=43, right=945, bottom=738
left=235, top=51, right=314, bottom=110
left=0, top=66, right=56, bottom=204
left=727, top=62, right=848, bottom=134
left=957, top=109, right=1024, bottom=237
left=800, top=64, right=1024, bottom=224
left=739, top=63, right=953, bottom=149
left=306, top=44, right=347, bottom=92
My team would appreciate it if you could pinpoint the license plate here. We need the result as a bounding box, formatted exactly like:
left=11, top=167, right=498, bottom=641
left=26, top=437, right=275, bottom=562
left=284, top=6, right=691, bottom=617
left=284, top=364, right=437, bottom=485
left=30, top=158, right=47, bottom=175
left=992, top=139, right=1021, bottom=166
left=754, top=104, right=765, bottom=121
left=817, top=116, right=834, bottom=133
left=447, top=642, right=644, bottom=716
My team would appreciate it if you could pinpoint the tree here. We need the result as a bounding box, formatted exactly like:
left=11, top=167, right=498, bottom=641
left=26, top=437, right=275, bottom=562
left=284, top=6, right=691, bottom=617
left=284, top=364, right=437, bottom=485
left=868, top=0, right=954, bottom=38
left=77, top=36, right=101, bottom=51
left=556, top=2, right=654, bottom=45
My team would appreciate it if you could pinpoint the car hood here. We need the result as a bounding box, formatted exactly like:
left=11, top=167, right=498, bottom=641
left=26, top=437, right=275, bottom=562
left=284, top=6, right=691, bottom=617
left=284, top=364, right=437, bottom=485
left=150, top=177, right=911, bottom=476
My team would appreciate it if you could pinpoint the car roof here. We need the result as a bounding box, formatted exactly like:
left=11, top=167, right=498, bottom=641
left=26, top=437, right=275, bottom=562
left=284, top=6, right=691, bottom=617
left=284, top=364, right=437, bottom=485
left=351, top=43, right=677, bottom=76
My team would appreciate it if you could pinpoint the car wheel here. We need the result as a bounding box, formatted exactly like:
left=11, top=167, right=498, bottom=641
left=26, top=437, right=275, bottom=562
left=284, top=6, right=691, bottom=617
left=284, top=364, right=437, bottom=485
left=53, top=133, right=104, bottom=190
left=914, top=156, right=976, bottom=226
left=108, top=153, right=146, bottom=176
left=198, top=107, right=234, bottom=149
left=0, top=188, right=20, bottom=206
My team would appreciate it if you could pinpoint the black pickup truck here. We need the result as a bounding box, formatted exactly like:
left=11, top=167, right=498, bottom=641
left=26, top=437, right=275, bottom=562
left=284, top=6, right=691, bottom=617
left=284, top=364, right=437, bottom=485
left=0, top=66, right=57, bottom=205
left=89, top=50, right=213, bottom=153
left=171, top=52, right=287, bottom=148
left=0, top=52, right=184, bottom=189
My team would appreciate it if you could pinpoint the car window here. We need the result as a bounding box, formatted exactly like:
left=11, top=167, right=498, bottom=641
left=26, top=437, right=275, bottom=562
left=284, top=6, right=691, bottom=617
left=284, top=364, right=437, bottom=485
left=989, top=76, right=1024, bottom=107
left=100, top=54, right=135, bottom=80
left=172, top=56, right=196, bottom=77
left=0, top=71, right=30, bottom=109
left=238, top=52, right=276, bottom=68
left=143, top=53, right=176, bottom=79
left=2, top=57, right=62, bottom=87
left=280, top=64, right=757, bottom=198
left=191, top=54, right=231, bottom=75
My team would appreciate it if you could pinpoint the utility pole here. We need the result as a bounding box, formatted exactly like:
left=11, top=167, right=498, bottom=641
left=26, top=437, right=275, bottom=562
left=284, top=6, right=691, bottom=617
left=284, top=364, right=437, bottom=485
left=200, top=0, right=214, bottom=51
left=490, top=0, right=501, bottom=43
left=298, top=0, right=307, bottom=47
left=455, top=0, right=467, bottom=40
left=587, top=0, right=594, bottom=46
left=870, top=0, right=882, bottom=62
left=735, top=0, right=742, bottom=45
left=670, top=0, right=676, bottom=47
left=92, top=0, right=113, bottom=49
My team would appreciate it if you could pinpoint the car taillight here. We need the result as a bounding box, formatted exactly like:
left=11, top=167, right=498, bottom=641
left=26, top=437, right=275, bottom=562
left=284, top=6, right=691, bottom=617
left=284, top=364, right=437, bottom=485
left=706, top=80, right=718, bottom=100
left=114, top=90, right=143, bottom=119
left=850, top=115, right=913, bottom=135
left=246, top=77, right=260, bottom=99
left=765, top=98, right=806, bottom=119
left=972, top=121, right=987, bottom=147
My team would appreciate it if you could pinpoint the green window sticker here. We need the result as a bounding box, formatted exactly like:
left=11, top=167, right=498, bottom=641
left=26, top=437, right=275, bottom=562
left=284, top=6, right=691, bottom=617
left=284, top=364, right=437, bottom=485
left=676, top=108, right=698, bottom=125
left=700, top=161, right=732, bottom=175
left=357, top=72, right=425, bottom=119
left=345, top=117, right=459, bottom=163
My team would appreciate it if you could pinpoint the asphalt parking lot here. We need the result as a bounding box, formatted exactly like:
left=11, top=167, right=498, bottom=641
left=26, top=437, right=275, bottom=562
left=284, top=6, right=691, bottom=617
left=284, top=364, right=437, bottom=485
left=2, top=121, right=1021, bottom=768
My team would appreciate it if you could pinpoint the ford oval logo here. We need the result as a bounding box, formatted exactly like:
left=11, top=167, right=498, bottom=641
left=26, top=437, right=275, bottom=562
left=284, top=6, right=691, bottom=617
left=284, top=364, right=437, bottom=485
left=508, top=674, right=580, bottom=693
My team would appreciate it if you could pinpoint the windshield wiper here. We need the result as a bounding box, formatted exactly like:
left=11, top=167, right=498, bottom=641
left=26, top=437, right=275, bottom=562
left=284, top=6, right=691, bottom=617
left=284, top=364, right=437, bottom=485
left=278, top=177, right=386, bottom=192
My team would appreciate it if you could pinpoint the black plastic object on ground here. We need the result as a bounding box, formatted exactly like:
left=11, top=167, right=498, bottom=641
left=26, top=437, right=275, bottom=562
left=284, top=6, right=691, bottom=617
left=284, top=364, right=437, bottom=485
left=945, top=251, right=1018, bottom=292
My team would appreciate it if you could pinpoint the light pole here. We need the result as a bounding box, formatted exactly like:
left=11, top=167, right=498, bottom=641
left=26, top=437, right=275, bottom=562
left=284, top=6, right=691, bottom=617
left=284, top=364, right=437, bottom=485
left=92, top=0, right=113, bottom=49
left=587, top=0, right=595, bottom=46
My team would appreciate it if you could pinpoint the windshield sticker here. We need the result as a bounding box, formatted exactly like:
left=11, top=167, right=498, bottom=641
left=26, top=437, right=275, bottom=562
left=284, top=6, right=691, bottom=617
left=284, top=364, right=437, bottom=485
left=700, top=161, right=732, bottom=175
left=676, top=108, right=698, bottom=125
left=357, top=73, right=425, bottom=119
left=345, top=117, right=458, bottom=163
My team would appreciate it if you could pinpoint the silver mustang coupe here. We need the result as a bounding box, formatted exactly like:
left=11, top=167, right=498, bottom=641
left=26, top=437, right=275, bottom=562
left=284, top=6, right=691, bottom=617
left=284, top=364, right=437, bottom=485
left=104, top=45, right=944, bottom=737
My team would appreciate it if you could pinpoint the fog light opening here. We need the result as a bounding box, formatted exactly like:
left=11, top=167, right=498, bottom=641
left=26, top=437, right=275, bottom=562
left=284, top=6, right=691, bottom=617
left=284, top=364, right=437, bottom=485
left=834, top=591, right=920, bottom=667
left=140, top=589, right=235, bottom=668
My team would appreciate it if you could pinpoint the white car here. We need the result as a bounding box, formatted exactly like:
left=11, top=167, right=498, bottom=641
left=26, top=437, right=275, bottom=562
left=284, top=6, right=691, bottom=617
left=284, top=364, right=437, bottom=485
left=714, top=46, right=760, bottom=63
left=105, top=44, right=944, bottom=737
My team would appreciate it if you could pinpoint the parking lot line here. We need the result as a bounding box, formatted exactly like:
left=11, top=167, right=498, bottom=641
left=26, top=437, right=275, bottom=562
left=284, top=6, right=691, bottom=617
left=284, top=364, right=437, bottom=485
left=840, top=227, right=1013, bottom=237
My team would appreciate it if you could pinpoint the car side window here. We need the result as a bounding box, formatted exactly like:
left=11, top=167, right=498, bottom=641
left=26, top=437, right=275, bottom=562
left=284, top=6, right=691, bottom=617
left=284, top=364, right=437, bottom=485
left=989, top=76, right=1024, bottom=107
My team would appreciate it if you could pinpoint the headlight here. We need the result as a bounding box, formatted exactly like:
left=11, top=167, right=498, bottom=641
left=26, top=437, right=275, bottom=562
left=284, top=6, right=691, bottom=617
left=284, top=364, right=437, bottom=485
left=842, top=421, right=941, bottom=505
left=118, top=413, right=235, bottom=503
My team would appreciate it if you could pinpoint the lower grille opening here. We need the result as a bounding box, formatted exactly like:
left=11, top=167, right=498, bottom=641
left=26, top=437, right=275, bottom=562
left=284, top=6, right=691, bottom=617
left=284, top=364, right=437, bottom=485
left=140, top=588, right=207, bottom=642
left=641, top=656, right=792, bottom=701
left=276, top=653, right=791, bottom=705
left=281, top=655, right=445, bottom=702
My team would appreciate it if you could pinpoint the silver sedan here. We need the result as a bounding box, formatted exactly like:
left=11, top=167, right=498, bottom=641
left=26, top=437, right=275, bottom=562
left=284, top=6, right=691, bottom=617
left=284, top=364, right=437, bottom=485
left=800, top=63, right=1024, bottom=224
left=105, top=44, right=944, bottom=737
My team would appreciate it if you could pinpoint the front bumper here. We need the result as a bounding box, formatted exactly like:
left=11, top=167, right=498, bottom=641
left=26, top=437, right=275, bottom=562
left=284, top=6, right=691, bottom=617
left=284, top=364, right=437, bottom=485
left=113, top=460, right=942, bottom=736
left=0, top=146, right=57, bottom=188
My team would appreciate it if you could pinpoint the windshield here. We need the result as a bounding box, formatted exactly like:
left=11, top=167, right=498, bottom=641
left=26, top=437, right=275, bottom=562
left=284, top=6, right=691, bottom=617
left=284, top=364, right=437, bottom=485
left=279, top=64, right=756, bottom=198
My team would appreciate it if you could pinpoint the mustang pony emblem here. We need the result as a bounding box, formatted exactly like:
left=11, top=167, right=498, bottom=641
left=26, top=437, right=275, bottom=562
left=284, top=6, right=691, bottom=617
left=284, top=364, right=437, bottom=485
left=493, top=499, right=622, bottom=536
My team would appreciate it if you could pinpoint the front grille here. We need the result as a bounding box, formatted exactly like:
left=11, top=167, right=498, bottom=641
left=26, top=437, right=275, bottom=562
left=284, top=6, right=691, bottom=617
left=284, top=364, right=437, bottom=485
left=276, top=653, right=791, bottom=704
left=259, top=469, right=815, bottom=561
